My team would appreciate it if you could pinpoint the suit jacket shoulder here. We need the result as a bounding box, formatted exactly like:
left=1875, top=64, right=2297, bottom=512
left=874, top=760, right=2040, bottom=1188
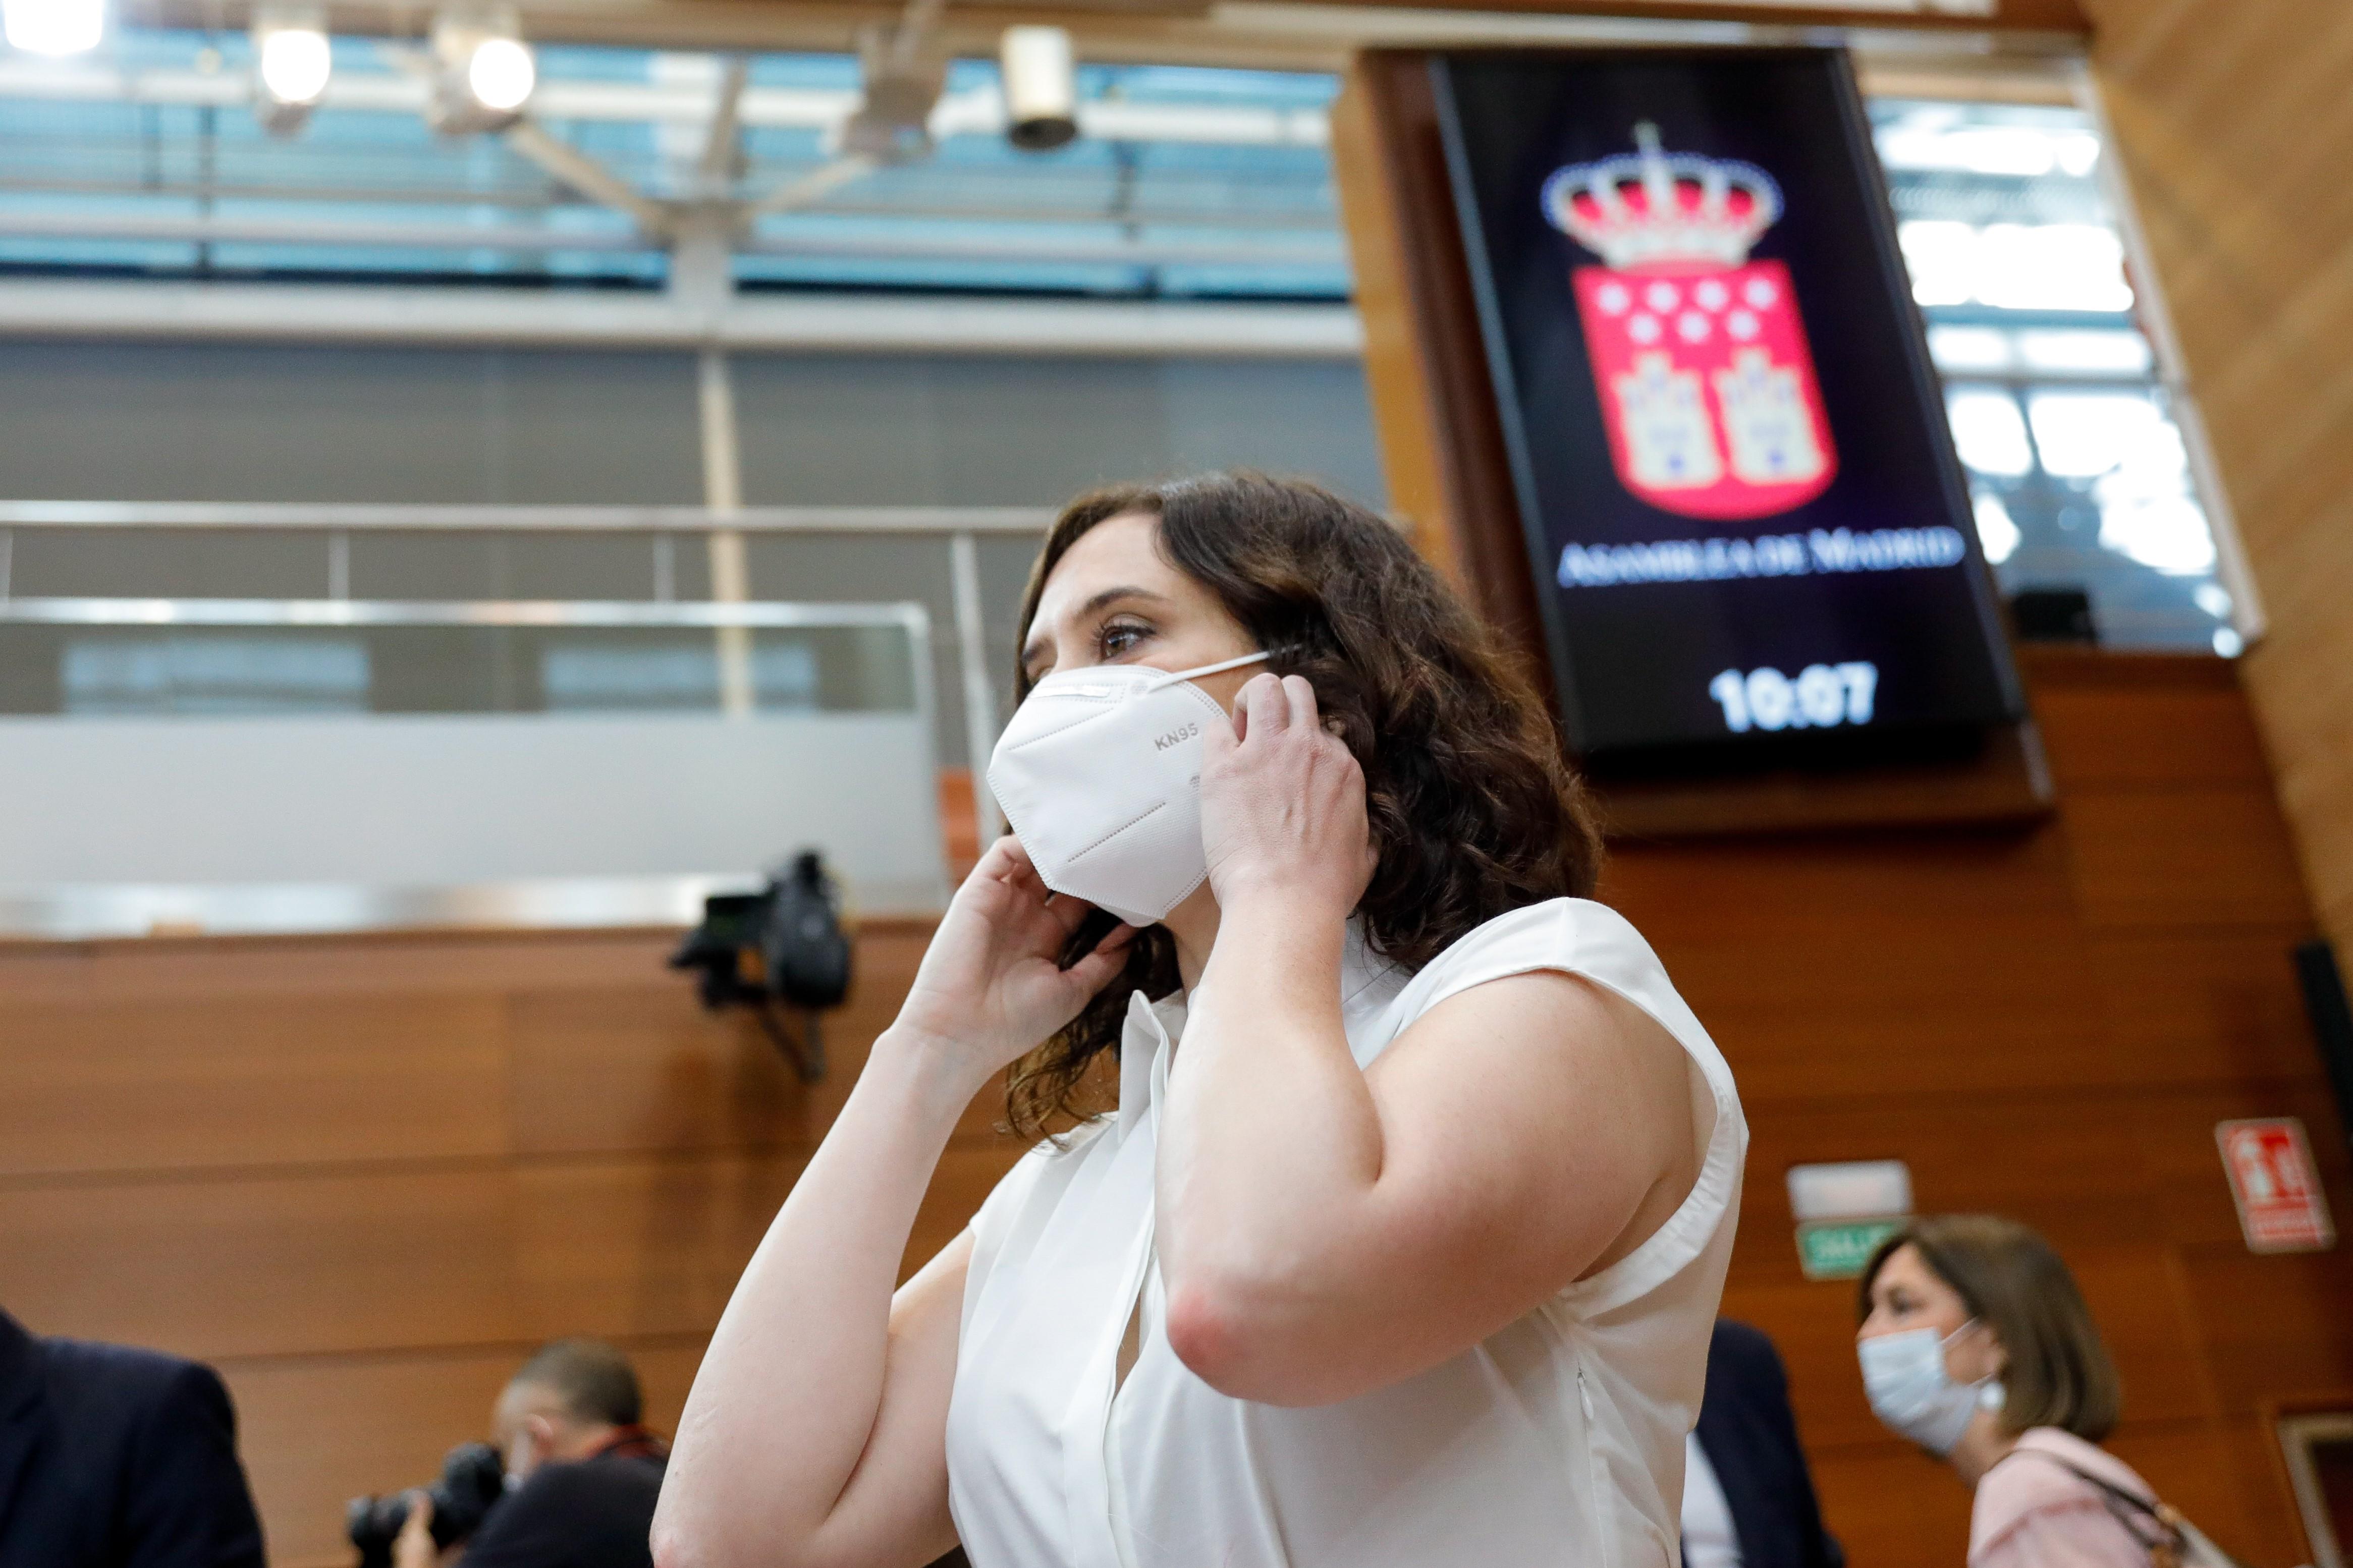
left=0, top=1314, right=264, bottom=1568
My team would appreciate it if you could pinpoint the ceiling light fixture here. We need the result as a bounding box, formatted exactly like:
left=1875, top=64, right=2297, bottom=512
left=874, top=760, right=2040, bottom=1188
left=999, top=26, right=1076, bottom=152
left=425, top=7, right=535, bottom=134
left=836, top=18, right=944, bottom=164
left=251, top=6, right=332, bottom=136
left=2, top=0, right=104, bottom=55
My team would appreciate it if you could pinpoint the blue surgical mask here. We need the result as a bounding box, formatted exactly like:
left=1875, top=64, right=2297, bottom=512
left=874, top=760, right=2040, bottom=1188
left=1856, top=1321, right=2003, bottom=1455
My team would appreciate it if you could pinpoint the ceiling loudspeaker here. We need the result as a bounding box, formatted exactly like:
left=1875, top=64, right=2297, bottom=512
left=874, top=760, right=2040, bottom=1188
left=1000, top=26, right=1077, bottom=152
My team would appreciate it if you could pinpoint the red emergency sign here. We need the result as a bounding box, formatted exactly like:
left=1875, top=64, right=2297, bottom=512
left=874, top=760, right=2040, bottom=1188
left=2216, top=1117, right=2335, bottom=1253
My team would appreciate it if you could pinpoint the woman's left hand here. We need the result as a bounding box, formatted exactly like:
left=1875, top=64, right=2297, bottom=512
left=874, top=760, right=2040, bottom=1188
left=1199, top=672, right=1376, bottom=918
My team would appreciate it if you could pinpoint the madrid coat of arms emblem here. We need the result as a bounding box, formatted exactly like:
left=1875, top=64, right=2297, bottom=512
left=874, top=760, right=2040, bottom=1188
left=1542, top=123, right=1837, bottom=521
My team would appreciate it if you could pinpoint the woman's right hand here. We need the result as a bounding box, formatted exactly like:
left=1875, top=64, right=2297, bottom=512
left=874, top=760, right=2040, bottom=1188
left=891, top=834, right=1135, bottom=1092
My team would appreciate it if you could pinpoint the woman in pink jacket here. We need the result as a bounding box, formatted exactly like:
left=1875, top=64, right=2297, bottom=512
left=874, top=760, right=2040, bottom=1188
left=1853, top=1215, right=2216, bottom=1568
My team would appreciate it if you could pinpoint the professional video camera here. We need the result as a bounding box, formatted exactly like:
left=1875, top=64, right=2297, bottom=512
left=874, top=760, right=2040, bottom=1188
left=346, top=1441, right=505, bottom=1568
left=670, top=849, right=851, bottom=1083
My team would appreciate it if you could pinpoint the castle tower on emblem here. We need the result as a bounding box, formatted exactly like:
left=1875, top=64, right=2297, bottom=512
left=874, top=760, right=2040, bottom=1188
left=1542, top=123, right=1836, bottom=520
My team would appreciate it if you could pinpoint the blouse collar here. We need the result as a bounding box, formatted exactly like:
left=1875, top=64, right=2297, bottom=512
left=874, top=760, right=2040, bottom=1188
left=1113, top=918, right=1405, bottom=1137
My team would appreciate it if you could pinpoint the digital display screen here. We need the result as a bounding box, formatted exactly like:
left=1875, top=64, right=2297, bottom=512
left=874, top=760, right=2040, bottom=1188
left=1430, top=48, right=2021, bottom=769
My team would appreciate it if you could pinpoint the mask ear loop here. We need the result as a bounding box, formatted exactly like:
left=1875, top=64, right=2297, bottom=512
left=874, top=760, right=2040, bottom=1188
left=1140, top=648, right=1272, bottom=692
left=1943, top=1318, right=2006, bottom=1406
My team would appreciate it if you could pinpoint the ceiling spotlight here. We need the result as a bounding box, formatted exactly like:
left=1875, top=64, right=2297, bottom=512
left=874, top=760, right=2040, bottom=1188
left=251, top=7, right=332, bottom=137
left=999, top=26, right=1076, bottom=152
left=425, top=8, right=535, bottom=134
left=467, top=36, right=534, bottom=113
left=835, top=20, right=944, bottom=165
left=3, top=0, right=105, bottom=55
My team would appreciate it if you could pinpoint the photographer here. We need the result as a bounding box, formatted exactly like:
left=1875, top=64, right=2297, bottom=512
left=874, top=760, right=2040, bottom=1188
left=393, top=1339, right=665, bottom=1568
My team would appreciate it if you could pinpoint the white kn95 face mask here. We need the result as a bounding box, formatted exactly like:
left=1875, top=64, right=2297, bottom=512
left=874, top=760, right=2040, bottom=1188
left=987, top=649, right=1270, bottom=927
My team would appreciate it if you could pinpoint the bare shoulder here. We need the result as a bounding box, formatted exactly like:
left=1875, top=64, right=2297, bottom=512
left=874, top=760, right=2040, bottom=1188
left=1361, top=965, right=1703, bottom=1283
left=1366, top=965, right=1693, bottom=1116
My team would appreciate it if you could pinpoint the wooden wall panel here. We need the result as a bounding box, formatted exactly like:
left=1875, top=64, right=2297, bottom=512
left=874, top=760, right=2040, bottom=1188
left=513, top=1157, right=810, bottom=1341
left=2179, top=1247, right=2353, bottom=1414
left=2060, top=787, right=2312, bottom=931
left=2, top=1167, right=529, bottom=1361
left=2086, top=0, right=2353, bottom=971
left=2088, top=930, right=2326, bottom=1085
left=504, top=929, right=1007, bottom=1157
left=1807, top=1441, right=1976, bottom=1563
left=0, top=992, right=511, bottom=1177
left=2029, top=661, right=2274, bottom=792
left=504, top=928, right=939, bottom=1156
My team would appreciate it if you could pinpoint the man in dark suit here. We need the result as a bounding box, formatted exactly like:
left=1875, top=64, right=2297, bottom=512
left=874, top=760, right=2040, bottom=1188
left=0, top=1306, right=266, bottom=1568
left=1685, top=1319, right=1844, bottom=1568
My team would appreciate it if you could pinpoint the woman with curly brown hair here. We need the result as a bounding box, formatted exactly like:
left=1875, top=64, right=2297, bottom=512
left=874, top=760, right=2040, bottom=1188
left=654, top=475, right=1748, bottom=1568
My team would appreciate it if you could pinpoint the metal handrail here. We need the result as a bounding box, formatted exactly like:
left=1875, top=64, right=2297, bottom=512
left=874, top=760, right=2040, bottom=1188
left=0, top=596, right=936, bottom=739
left=0, top=596, right=928, bottom=628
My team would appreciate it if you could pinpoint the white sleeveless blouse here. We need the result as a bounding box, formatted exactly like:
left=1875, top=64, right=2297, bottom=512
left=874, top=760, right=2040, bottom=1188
left=945, top=898, right=1747, bottom=1568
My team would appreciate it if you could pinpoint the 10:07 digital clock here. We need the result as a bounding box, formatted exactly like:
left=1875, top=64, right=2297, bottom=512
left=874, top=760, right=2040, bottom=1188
left=1707, top=662, right=1877, bottom=734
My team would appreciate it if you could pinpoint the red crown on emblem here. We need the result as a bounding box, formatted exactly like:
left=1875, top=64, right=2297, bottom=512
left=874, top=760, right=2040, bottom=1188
left=1541, top=123, right=1783, bottom=271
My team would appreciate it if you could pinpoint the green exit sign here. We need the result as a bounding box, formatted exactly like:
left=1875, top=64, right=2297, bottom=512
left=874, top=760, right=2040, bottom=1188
left=1796, top=1217, right=1904, bottom=1280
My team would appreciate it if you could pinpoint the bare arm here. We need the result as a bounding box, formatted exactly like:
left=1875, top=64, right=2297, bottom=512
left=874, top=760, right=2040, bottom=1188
left=653, top=838, right=1133, bottom=1568
left=1156, top=673, right=1701, bottom=1407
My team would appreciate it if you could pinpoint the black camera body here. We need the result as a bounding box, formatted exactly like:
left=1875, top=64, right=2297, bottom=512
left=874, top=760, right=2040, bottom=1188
left=346, top=1441, right=505, bottom=1568
left=670, top=849, right=851, bottom=1082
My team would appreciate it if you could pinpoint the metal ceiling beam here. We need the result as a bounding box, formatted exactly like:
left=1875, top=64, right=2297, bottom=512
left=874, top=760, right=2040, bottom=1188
left=0, top=209, right=658, bottom=252
left=0, top=172, right=1339, bottom=230
left=0, top=276, right=1365, bottom=355
left=739, top=225, right=1341, bottom=266
left=745, top=155, right=877, bottom=217
left=505, top=119, right=672, bottom=231
left=110, top=0, right=2085, bottom=72
left=0, top=205, right=1341, bottom=263
left=0, top=49, right=2070, bottom=136
left=0, top=57, right=1335, bottom=145
left=697, top=54, right=751, bottom=187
